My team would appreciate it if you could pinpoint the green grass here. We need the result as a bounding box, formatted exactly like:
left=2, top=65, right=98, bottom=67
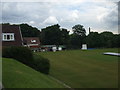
left=36, top=48, right=118, bottom=88
left=2, top=58, right=65, bottom=88
left=0, top=58, right=2, bottom=82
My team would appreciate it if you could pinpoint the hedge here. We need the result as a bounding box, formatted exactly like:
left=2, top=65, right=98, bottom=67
left=2, top=46, right=33, bottom=66
left=32, top=54, right=50, bottom=74
left=2, top=46, right=50, bottom=74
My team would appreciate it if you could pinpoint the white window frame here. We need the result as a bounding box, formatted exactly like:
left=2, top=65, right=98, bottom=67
left=31, top=40, right=36, bottom=43
left=2, top=33, right=15, bottom=41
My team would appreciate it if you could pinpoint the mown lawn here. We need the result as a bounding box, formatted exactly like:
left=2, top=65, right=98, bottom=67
left=2, top=58, right=65, bottom=88
left=0, top=58, right=2, bottom=82
left=36, top=48, right=118, bottom=88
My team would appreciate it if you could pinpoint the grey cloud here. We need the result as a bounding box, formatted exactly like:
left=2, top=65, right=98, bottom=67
left=1, top=1, right=119, bottom=34
left=100, top=3, right=118, bottom=31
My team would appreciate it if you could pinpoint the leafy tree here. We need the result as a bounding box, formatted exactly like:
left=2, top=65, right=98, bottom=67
left=4, top=23, right=120, bottom=49
left=69, top=34, right=83, bottom=49
left=111, top=34, right=120, bottom=48
left=85, top=31, right=119, bottom=48
left=69, top=24, right=86, bottom=49
left=72, top=24, right=86, bottom=36
left=20, top=24, right=41, bottom=37
left=41, top=24, right=62, bottom=45
left=100, top=31, right=114, bottom=48
left=85, top=32, right=101, bottom=48
left=61, top=28, right=70, bottom=45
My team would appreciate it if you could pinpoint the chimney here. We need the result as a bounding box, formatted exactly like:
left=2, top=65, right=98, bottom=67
left=89, top=27, right=91, bottom=34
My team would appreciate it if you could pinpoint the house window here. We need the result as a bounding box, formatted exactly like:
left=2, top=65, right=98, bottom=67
left=31, top=40, right=36, bottom=43
left=2, top=33, right=15, bottom=41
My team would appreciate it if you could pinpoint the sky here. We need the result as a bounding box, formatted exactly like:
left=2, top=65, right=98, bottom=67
left=0, top=0, right=119, bottom=34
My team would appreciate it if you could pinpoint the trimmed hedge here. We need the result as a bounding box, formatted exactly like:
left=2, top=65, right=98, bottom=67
left=32, top=54, right=50, bottom=74
left=2, top=46, right=33, bottom=66
left=2, top=46, right=50, bottom=74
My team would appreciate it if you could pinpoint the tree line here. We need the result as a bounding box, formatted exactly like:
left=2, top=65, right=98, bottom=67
left=19, top=23, right=120, bottom=49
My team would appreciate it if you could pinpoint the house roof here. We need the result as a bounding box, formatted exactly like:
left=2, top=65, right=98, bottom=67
left=23, top=37, right=40, bottom=45
left=2, top=24, right=23, bottom=46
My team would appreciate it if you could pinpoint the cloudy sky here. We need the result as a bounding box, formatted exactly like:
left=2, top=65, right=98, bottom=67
left=0, top=0, right=119, bottom=34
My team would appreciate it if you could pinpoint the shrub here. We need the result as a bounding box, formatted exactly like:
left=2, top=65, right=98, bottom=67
left=2, top=46, right=34, bottom=66
left=2, top=46, right=50, bottom=74
left=32, top=54, right=50, bottom=74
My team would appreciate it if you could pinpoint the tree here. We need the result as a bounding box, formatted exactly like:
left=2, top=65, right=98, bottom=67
left=41, top=24, right=62, bottom=45
left=69, top=24, right=86, bottom=49
left=20, top=24, right=41, bottom=37
left=61, top=28, right=70, bottom=45
left=111, top=34, right=120, bottom=48
left=100, top=31, right=114, bottom=48
left=85, top=31, right=119, bottom=48
left=69, top=34, right=83, bottom=49
left=85, top=32, right=101, bottom=48
left=72, top=24, right=86, bottom=36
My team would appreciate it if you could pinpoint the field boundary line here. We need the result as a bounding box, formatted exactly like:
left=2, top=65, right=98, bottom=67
left=48, top=75, right=74, bottom=90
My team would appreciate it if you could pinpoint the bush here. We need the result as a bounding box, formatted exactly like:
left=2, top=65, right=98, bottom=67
left=32, top=54, right=50, bottom=74
left=2, top=46, right=50, bottom=74
left=2, top=46, right=34, bottom=66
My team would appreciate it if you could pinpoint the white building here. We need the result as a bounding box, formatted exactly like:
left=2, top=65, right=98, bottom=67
left=81, top=44, right=87, bottom=50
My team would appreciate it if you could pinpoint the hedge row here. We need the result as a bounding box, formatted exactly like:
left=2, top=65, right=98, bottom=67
left=32, top=54, right=50, bottom=74
left=2, top=46, right=50, bottom=74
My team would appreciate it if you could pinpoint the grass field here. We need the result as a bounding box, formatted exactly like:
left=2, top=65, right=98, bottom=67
left=36, top=48, right=118, bottom=88
left=2, top=58, right=65, bottom=88
left=0, top=58, right=2, bottom=82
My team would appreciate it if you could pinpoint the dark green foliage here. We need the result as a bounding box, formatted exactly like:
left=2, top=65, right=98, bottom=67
left=72, top=24, right=86, bottom=36
left=20, top=24, right=41, bottom=37
left=3, top=23, right=120, bottom=49
left=61, top=28, right=70, bottom=45
left=111, top=34, right=120, bottom=48
left=41, top=24, right=69, bottom=46
left=85, top=32, right=101, bottom=48
left=32, top=54, right=50, bottom=74
left=41, top=24, right=62, bottom=45
left=85, top=31, right=120, bottom=48
left=2, top=47, right=50, bottom=74
left=100, top=31, right=114, bottom=48
left=69, top=24, right=86, bottom=49
left=69, top=34, right=82, bottom=49
left=2, top=46, right=33, bottom=65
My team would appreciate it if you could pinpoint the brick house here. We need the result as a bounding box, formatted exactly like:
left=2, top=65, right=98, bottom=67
left=23, top=37, right=40, bottom=52
left=2, top=24, right=23, bottom=46
left=1, top=24, right=41, bottom=52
